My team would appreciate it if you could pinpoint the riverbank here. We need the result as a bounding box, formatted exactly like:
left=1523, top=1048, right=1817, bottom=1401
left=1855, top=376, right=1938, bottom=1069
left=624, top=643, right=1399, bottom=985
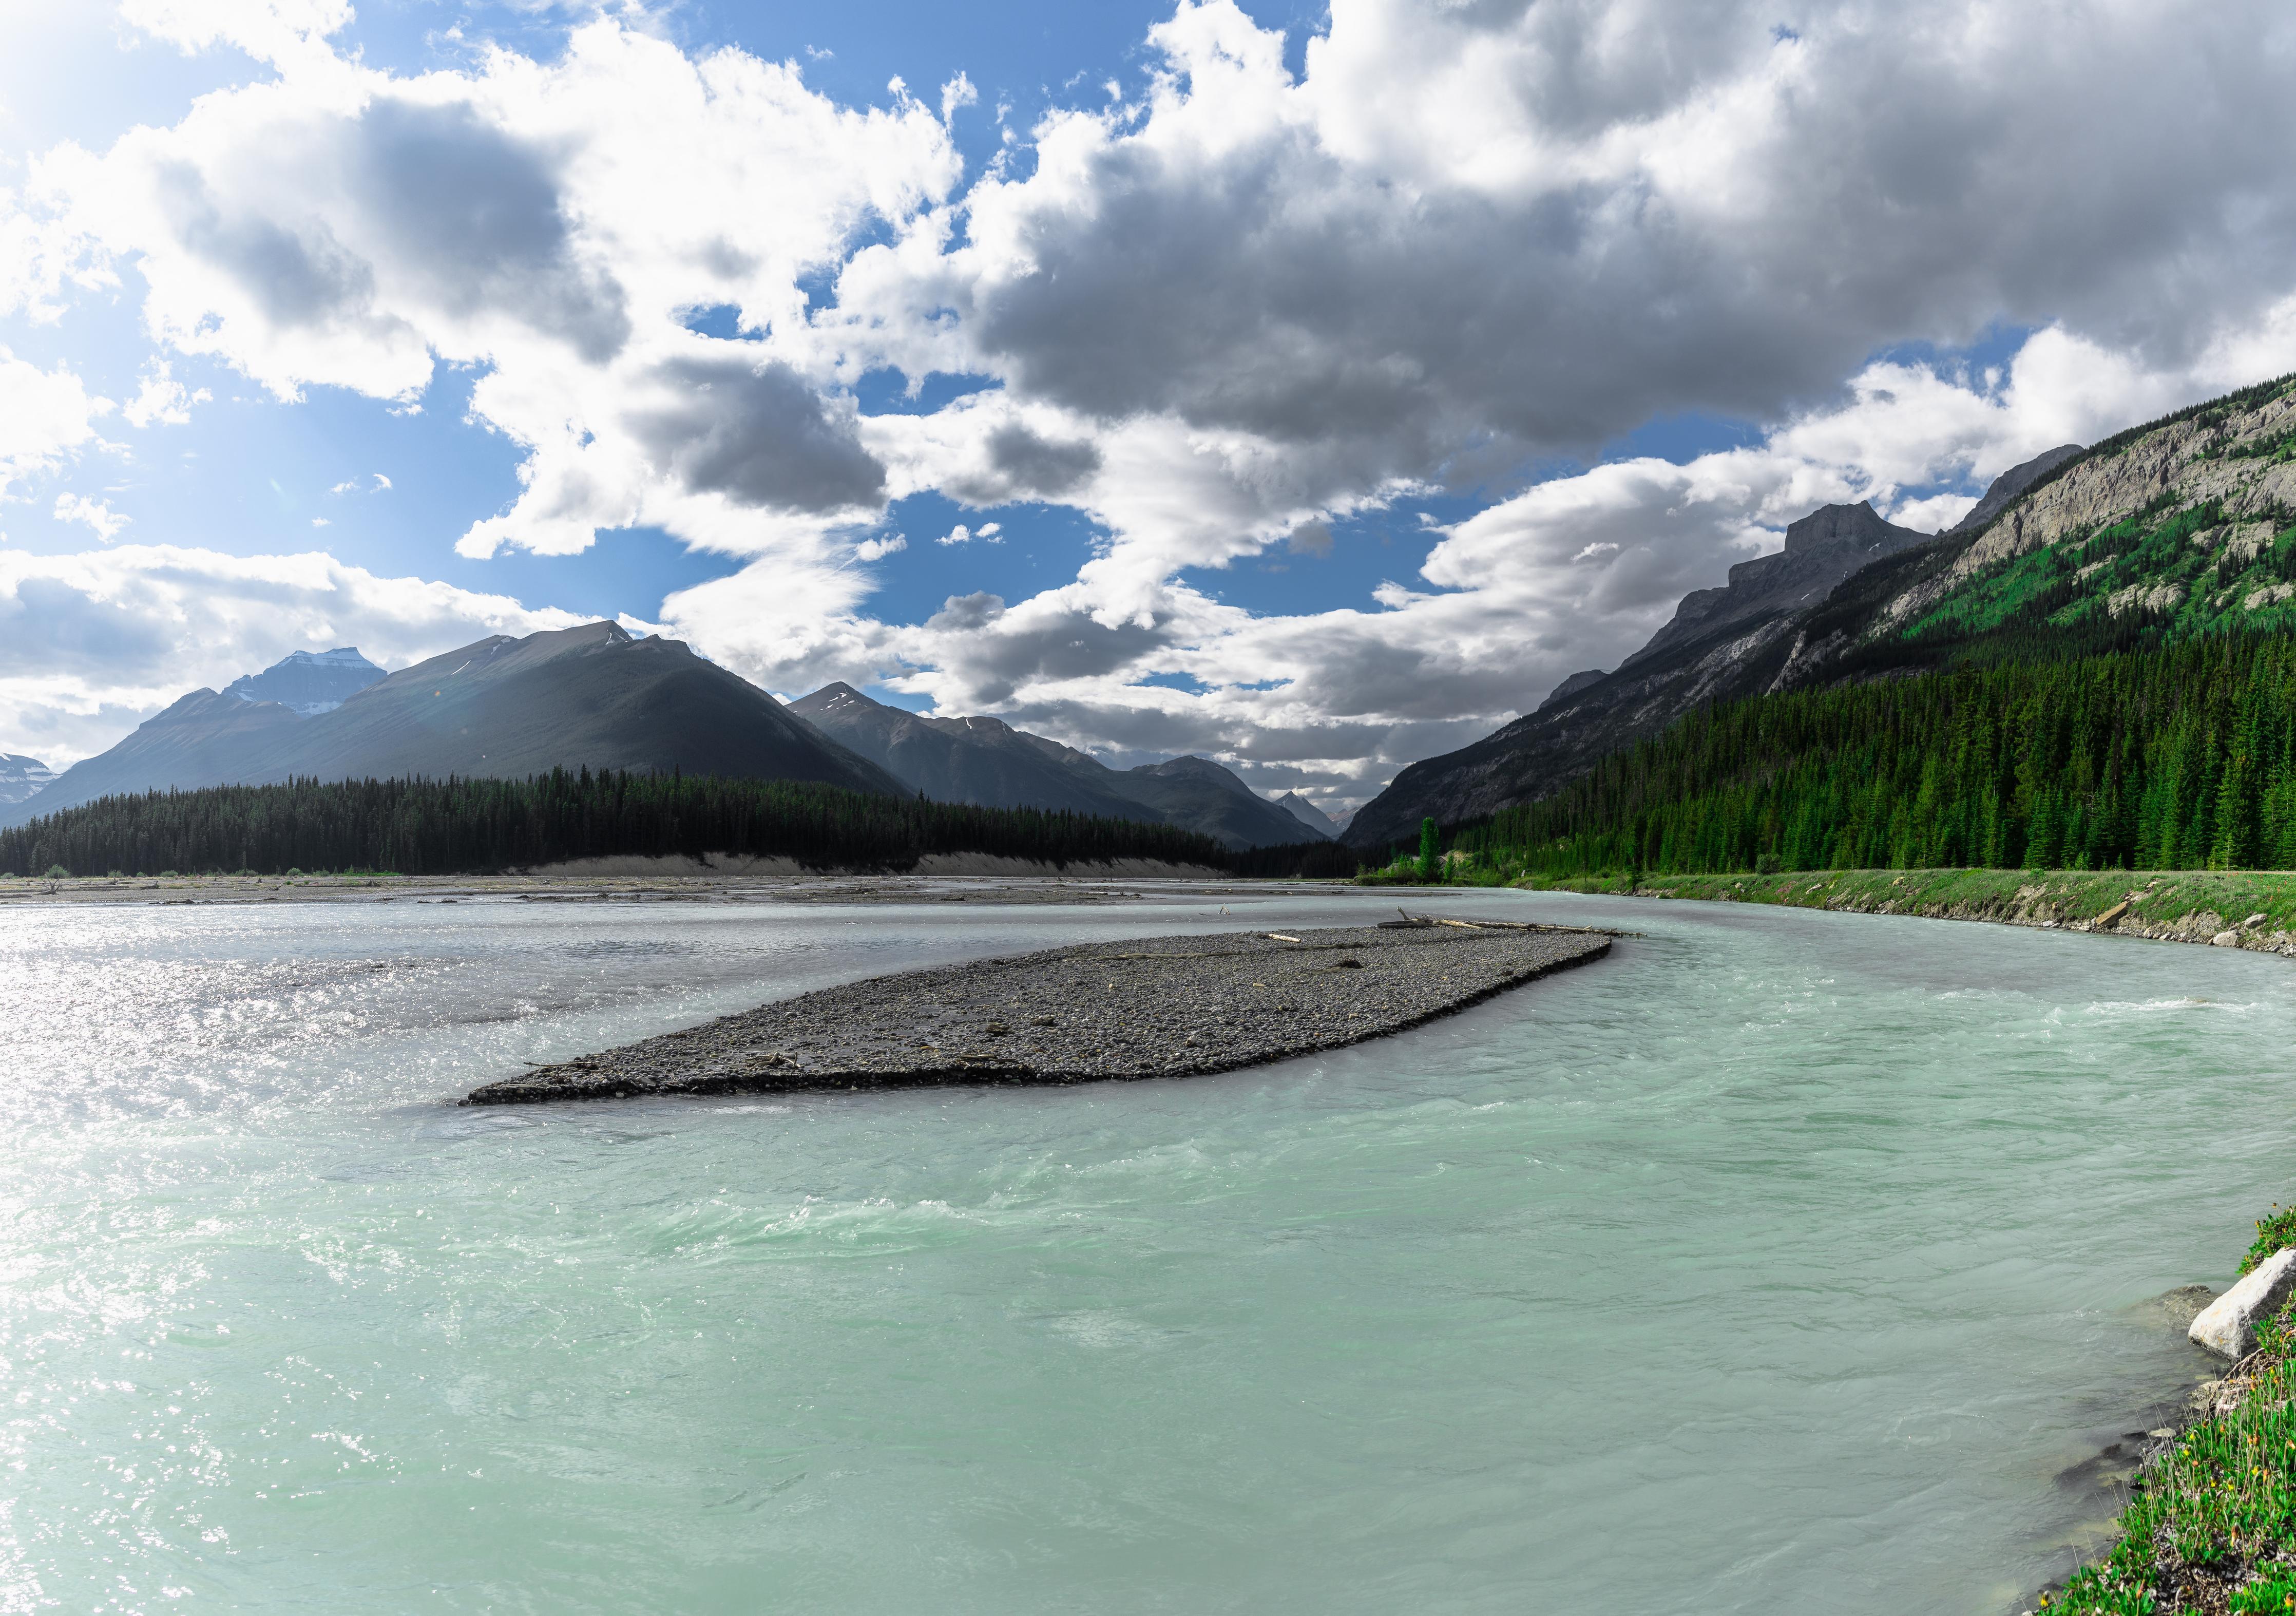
left=464, top=919, right=1613, bottom=1104
left=2037, top=1208, right=2296, bottom=1613
left=0, top=868, right=1306, bottom=908
left=1507, top=868, right=2296, bottom=957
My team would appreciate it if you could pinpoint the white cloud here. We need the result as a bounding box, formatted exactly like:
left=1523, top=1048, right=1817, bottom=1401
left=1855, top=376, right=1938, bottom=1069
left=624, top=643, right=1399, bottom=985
left=852, top=533, right=905, bottom=561
left=311, top=516, right=329, bottom=526
left=36, top=18, right=962, bottom=571
left=0, top=350, right=108, bottom=497
left=117, top=0, right=353, bottom=67
left=940, top=72, right=978, bottom=125
left=120, top=361, right=208, bottom=428
left=0, top=543, right=582, bottom=765
left=936, top=524, right=971, bottom=546
left=53, top=492, right=128, bottom=541
left=329, top=471, right=391, bottom=495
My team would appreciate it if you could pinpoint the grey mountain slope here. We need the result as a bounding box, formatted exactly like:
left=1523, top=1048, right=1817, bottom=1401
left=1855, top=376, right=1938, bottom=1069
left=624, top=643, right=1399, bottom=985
left=1272, top=791, right=1340, bottom=838
left=2, top=691, right=309, bottom=827
left=1623, top=501, right=1931, bottom=671
left=0, top=754, right=55, bottom=807
left=792, top=683, right=1317, bottom=848
left=1942, top=444, right=2084, bottom=537
left=787, top=685, right=1159, bottom=820
left=1108, top=755, right=1325, bottom=849
left=1343, top=453, right=2083, bottom=850
left=5, top=622, right=901, bottom=827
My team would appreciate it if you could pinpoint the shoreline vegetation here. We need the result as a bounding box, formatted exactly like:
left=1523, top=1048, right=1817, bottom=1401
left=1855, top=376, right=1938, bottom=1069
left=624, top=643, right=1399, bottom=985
left=1498, top=867, right=2296, bottom=956
left=2027, top=1208, right=2296, bottom=1613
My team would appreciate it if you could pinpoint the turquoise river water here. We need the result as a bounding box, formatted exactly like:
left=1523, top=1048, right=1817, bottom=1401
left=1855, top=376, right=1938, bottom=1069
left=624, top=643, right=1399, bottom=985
left=1, top=885, right=2289, bottom=1614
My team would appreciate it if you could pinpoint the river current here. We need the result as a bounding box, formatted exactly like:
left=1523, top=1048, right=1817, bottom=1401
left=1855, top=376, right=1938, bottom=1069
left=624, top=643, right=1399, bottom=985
left=1, top=885, right=2286, bottom=1613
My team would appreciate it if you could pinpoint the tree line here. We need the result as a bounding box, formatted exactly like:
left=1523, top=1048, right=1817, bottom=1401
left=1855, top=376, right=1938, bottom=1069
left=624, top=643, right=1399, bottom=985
left=0, top=769, right=1347, bottom=878
left=1450, top=632, right=2296, bottom=876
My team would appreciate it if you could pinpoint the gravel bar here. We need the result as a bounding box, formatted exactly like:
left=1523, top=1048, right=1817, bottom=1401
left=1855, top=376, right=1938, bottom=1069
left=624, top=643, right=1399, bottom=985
left=463, top=920, right=1614, bottom=1105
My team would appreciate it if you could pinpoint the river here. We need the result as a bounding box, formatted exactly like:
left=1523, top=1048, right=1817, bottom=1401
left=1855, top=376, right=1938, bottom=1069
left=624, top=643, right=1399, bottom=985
left=0, top=885, right=2283, bottom=1613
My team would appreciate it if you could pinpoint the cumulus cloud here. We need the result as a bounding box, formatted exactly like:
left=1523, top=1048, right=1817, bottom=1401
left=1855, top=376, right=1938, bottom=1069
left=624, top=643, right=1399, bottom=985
left=624, top=355, right=884, bottom=512
left=0, top=544, right=582, bottom=765
left=33, top=17, right=960, bottom=565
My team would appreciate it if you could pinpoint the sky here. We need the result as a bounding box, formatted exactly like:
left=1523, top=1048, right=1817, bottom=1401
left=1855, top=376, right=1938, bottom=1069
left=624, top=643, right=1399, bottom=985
left=4, top=1, right=2295, bottom=814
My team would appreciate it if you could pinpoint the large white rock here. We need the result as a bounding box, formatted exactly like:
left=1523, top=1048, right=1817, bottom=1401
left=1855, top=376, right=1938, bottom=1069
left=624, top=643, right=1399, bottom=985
left=2191, top=1248, right=2296, bottom=1358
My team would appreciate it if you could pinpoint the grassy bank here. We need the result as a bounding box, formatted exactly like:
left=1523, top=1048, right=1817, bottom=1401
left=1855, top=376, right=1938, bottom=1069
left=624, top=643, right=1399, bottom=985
left=1503, top=867, right=2296, bottom=955
left=2038, top=1209, right=2296, bottom=1613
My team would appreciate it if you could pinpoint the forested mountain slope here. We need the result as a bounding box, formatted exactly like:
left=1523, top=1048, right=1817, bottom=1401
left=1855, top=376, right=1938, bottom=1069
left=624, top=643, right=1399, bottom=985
left=1428, top=374, right=2296, bottom=876
left=1344, top=494, right=1961, bottom=847
left=1459, top=634, right=2296, bottom=877
left=1355, top=373, right=2296, bottom=853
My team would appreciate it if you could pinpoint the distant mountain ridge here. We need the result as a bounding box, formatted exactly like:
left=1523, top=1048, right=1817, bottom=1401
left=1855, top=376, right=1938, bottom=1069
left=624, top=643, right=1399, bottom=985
left=0, top=754, right=54, bottom=807
left=789, top=682, right=1324, bottom=849
left=1272, top=791, right=1342, bottom=836
left=4, top=624, right=902, bottom=827
left=1346, top=446, right=2086, bottom=848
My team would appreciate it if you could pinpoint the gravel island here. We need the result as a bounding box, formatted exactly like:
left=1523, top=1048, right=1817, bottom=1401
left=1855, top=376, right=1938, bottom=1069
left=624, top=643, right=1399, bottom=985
left=464, top=920, right=1615, bottom=1105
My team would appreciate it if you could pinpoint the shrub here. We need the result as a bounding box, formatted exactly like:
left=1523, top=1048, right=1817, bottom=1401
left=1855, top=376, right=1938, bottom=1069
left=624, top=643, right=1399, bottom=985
left=2244, top=1205, right=2296, bottom=1275
left=43, top=864, right=68, bottom=879
left=284, top=867, right=304, bottom=878
left=1755, top=852, right=1783, bottom=874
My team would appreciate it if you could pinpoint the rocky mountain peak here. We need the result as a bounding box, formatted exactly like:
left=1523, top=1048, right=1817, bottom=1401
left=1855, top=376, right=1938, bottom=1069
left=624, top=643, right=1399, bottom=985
left=0, top=753, right=55, bottom=808
left=1781, top=501, right=1901, bottom=556
left=224, top=647, right=386, bottom=717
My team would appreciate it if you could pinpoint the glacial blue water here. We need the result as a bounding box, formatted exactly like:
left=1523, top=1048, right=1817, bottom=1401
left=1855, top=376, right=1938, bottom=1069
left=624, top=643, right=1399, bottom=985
left=0, top=885, right=2288, bottom=1614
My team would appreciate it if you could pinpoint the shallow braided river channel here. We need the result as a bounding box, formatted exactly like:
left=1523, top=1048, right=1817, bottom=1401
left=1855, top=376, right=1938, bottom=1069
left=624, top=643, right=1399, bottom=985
left=2, top=883, right=2290, bottom=1613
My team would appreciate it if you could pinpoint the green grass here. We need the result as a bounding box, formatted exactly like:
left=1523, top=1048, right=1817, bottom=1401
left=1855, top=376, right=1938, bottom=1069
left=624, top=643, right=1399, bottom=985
left=1509, top=867, right=2296, bottom=947
left=2248, top=1209, right=2296, bottom=1278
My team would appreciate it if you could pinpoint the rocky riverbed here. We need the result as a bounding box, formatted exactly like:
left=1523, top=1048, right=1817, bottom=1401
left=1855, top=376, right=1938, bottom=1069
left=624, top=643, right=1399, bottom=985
left=464, top=920, right=1614, bottom=1105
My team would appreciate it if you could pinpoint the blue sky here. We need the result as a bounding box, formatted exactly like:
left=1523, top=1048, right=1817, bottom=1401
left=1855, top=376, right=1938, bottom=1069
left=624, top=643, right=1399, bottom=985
left=2, top=1, right=2288, bottom=803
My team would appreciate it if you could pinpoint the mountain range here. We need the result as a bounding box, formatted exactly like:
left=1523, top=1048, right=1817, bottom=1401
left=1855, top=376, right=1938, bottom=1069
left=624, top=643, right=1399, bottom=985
left=1344, top=444, right=2085, bottom=848
left=1, top=622, right=902, bottom=828
left=34, top=379, right=2256, bottom=862
left=8, top=627, right=1331, bottom=851
left=787, top=683, right=1322, bottom=849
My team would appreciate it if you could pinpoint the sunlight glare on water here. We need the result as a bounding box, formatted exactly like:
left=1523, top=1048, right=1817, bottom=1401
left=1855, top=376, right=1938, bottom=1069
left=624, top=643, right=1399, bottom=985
left=0, top=888, right=2287, bottom=1614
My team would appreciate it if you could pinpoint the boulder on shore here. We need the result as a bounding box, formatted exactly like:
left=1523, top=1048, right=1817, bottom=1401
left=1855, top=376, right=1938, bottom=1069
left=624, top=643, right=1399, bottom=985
left=2190, top=1248, right=2296, bottom=1358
